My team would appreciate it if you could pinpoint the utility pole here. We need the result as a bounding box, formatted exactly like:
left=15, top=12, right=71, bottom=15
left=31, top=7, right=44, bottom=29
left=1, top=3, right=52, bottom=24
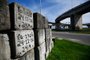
left=40, top=0, right=42, bottom=14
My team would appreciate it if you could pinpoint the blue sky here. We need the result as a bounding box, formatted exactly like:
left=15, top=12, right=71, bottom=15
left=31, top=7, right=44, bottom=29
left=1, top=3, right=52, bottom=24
left=8, top=0, right=90, bottom=23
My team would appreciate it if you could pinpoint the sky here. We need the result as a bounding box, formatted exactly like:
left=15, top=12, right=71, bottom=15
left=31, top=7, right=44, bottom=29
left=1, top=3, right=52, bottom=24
left=8, top=0, right=90, bottom=24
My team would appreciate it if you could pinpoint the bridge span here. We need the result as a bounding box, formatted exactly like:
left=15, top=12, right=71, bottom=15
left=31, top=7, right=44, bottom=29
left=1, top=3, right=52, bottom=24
left=55, top=1, right=90, bottom=30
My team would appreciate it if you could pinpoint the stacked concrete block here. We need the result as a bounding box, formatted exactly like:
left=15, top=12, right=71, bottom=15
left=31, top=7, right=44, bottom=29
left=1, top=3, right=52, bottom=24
left=0, top=1, right=53, bottom=60
left=9, top=2, right=33, bottom=30
left=33, top=12, right=53, bottom=60
left=0, top=34, right=11, bottom=60
left=42, top=15, right=53, bottom=58
left=8, top=2, right=35, bottom=60
left=45, top=28, right=53, bottom=58
left=33, top=13, right=46, bottom=60
left=0, top=0, right=10, bottom=30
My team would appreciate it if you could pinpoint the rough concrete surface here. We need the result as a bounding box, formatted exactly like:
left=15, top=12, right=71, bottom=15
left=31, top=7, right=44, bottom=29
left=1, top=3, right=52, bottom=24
left=35, top=42, right=46, bottom=60
left=0, top=34, right=11, bottom=60
left=45, top=29, right=52, bottom=52
left=33, top=13, right=45, bottom=29
left=8, top=30, right=34, bottom=58
left=0, top=0, right=10, bottom=30
left=34, top=29, right=45, bottom=46
left=9, top=2, right=33, bottom=30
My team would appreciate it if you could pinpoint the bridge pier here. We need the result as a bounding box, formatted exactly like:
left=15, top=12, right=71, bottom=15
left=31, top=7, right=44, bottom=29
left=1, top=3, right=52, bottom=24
left=70, top=14, right=82, bottom=30
left=87, top=25, right=90, bottom=28
left=55, top=22, right=61, bottom=30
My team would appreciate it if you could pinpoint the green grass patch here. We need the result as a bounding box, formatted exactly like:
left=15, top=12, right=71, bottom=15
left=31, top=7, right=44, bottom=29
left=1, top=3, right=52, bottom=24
left=47, top=39, right=90, bottom=60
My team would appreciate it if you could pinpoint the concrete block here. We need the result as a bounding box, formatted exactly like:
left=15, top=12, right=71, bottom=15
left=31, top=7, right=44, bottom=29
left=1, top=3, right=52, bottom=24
left=39, top=53, right=46, bottom=60
left=50, top=41, right=54, bottom=51
left=9, top=2, right=33, bottom=30
left=33, top=13, right=45, bottom=29
left=45, top=41, right=54, bottom=58
left=0, top=34, right=11, bottom=60
left=35, top=42, right=46, bottom=60
left=45, top=41, right=54, bottom=59
left=25, top=49, right=34, bottom=60
left=0, top=0, right=10, bottom=30
left=45, top=50, right=49, bottom=58
left=45, top=29, right=52, bottom=52
left=8, top=30, right=34, bottom=58
left=34, top=29, right=45, bottom=46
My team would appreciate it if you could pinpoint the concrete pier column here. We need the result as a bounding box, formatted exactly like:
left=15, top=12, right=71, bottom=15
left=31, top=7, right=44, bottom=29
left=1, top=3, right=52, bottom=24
left=87, top=25, right=90, bottom=28
left=55, top=21, right=61, bottom=30
left=70, top=14, right=82, bottom=30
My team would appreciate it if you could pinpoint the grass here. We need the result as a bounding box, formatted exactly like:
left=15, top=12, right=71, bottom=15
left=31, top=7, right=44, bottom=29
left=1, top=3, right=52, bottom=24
left=47, top=39, right=90, bottom=60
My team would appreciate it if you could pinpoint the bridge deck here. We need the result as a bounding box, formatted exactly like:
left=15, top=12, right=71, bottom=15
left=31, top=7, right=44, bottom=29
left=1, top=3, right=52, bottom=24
left=56, top=1, right=90, bottom=22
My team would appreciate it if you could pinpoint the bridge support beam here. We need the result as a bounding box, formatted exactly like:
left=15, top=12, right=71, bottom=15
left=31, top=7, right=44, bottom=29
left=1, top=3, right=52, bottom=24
left=70, top=14, right=82, bottom=30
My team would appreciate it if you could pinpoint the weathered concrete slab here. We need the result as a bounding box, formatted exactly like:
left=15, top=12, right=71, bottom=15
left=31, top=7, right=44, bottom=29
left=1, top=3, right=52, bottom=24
left=9, top=2, right=33, bottom=30
left=0, top=0, right=10, bottom=30
left=33, top=13, right=45, bottom=29
left=35, top=42, right=46, bottom=60
left=45, top=29, right=52, bottom=52
left=8, top=30, right=34, bottom=58
left=34, top=29, right=45, bottom=46
left=0, top=34, right=11, bottom=60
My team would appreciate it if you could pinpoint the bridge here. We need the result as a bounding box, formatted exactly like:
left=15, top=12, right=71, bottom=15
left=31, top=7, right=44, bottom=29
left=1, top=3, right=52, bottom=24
left=49, top=22, right=90, bottom=30
left=55, top=1, right=90, bottom=30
